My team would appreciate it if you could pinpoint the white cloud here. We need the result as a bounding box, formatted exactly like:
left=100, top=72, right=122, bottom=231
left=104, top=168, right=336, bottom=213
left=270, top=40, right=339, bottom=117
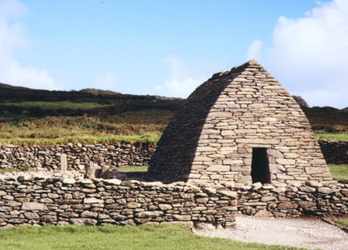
left=247, top=40, right=263, bottom=60
left=250, top=0, right=348, bottom=108
left=154, top=55, right=204, bottom=98
left=0, top=0, right=57, bottom=90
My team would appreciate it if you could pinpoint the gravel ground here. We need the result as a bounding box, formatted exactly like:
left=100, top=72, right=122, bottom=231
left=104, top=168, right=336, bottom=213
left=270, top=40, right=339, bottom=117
left=194, top=215, right=348, bottom=250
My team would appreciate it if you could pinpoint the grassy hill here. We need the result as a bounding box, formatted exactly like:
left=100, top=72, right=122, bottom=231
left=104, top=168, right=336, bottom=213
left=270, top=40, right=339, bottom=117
left=0, top=82, right=183, bottom=118
left=0, top=82, right=347, bottom=145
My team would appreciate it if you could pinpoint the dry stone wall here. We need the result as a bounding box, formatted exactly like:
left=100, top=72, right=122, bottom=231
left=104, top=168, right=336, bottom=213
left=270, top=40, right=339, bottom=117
left=0, top=177, right=236, bottom=228
left=235, top=181, right=348, bottom=217
left=150, top=61, right=332, bottom=185
left=0, top=176, right=347, bottom=229
left=0, top=142, right=155, bottom=171
left=0, top=141, right=346, bottom=172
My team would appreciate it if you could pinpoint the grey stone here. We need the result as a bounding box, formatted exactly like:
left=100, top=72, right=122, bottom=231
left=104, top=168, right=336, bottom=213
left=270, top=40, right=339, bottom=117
left=81, top=211, right=98, bottom=218
left=158, top=204, right=172, bottom=210
left=173, top=215, right=191, bottom=221
left=217, top=190, right=238, bottom=198
left=84, top=198, right=104, bottom=204
left=127, top=202, right=141, bottom=209
left=318, top=187, right=333, bottom=194
left=22, top=202, right=48, bottom=211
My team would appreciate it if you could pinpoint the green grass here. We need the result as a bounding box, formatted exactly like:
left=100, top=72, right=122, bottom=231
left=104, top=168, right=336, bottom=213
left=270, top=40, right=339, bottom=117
left=0, top=101, right=111, bottom=110
left=329, top=164, right=348, bottom=182
left=0, top=168, right=23, bottom=174
left=336, top=218, right=348, bottom=227
left=118, top=165, right=149, bottom=173
left=1, top=111, right=346, bottom=145
left=315, top=133, right=348, bottom=141
left=0, top=133, right=160, bottom=145
left=0, top=111, right=170, bottom=145
left=0, top=224, right=301, bottom=250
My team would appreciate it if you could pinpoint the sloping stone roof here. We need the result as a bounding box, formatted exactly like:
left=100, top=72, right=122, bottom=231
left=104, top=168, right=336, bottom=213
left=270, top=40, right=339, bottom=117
left=149, top=60, right=332, bottom=185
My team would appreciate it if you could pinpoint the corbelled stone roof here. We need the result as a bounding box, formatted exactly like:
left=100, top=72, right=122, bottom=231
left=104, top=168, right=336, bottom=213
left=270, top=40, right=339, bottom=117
left=149, top=60, right=332, bottom=185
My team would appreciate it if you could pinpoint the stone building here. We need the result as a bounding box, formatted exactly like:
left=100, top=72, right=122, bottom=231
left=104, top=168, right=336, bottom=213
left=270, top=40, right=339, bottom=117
left=149, top=60, right=332, bottom=185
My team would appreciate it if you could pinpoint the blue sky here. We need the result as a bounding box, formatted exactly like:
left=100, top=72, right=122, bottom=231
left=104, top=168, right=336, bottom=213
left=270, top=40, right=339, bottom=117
left=0, top=0, right=347, bottom=107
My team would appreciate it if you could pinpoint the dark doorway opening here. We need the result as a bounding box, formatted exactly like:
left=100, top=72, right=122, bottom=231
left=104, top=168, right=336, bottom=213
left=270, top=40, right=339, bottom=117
left=251, top=147, right=271, bottom=184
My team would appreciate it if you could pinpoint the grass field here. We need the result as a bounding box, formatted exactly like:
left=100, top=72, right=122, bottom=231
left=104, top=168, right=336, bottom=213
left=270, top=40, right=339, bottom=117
left=329, top=164, right=348, bottom=182
left=0, top=101, right=112, bottom=110
left=0, top=224, right=301, bottom=250
left=0, top=111, right=170, bottom=145
left=336, top=218, right=348, bottom=227
left=315, top=133, right=348, bottom=141
left=118, top=165, right=149, bottom=173
left=1, top=114, right=347, bottom=145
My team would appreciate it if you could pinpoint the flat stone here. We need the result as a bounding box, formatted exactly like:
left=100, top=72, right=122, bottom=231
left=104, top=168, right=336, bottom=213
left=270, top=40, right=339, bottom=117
left=341, top=189, right=348, bottom=197
left=318, top=187, right=333, bottom=194
left=298, top=201, right=317, bottom=210
left=103, top=179, right=122, bottom=185
left=24, top=212, right=40, bottom=220
left=261, top=196, right=276, bottom=202
left=127, top=202, right=141, bottom=208
left=136, top=211, right=163, bottom=218
left=206, top=165, right=230, bottom=172
left=173, top=215, right=191, bottom=221
left=252, top=182, right=262, bottom=190
left=203, top=187, right=216, bottom=195
left=306, top=181, right=322, bottom=188
left=48, top=193, right=59, bottom=199
left=81, top=211, right=98, bottom=218
left=255, top=210, right=273, bottom=217
left=217, top=190, right=238, bottom=198
left=22, top=202, right=48, bottom=211
left=158, top=204, right=172, bottom=210
left=278, top=201, right=298, bottom=209
left=84, top=198, right=104, bottom=204
left=80, top=179, right=94, bottom=185
left=299, top=186, right=316, bottom=193
left=62, top=178, right=75, bottom=185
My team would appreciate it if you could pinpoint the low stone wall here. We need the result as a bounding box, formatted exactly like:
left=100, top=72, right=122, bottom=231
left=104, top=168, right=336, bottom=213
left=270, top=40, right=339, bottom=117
left=0, top=140, right=347, bottom=171
left=319, top=141, right=348, bottom=164
left=0, top=177, right=236, bottom=228
left=0, top=142, right=155, bottom=171
left=0, top=175, right=347, bottom=228
left=235, top=182, right=348, bottom=217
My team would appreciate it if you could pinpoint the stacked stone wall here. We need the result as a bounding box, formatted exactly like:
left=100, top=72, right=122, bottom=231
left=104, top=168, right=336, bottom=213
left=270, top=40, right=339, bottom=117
left=235, top=182, right=348, bottom=217
left=0, top=177, right=347, bottom=228
left=0, top=177, right=236, bottom=228
left=0, top=140, right=346, bottom=173
left=0, top=142, right=155, bottom=171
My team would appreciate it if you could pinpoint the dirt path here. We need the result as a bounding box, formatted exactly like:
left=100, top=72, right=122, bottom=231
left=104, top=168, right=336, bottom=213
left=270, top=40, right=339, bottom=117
left=194, top=216, right=348, bottom=250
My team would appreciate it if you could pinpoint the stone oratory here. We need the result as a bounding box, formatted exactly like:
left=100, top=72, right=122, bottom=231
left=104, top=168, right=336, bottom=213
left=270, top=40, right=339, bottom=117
left=149, top=60, right=332, bottom=185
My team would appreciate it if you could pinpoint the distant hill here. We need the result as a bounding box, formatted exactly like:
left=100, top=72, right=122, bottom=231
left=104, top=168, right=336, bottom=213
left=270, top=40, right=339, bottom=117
left=79, top=88, right=122, bottom=96
left=0, top=82, right=184, bottom=117
left=0, top=82, right=30, bottom=90
left=0, top=82, right=347, bottom=132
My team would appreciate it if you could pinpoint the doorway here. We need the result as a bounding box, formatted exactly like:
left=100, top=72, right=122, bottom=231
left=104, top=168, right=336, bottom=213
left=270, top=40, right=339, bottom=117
left=251, top=147, right=271, bottom=184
